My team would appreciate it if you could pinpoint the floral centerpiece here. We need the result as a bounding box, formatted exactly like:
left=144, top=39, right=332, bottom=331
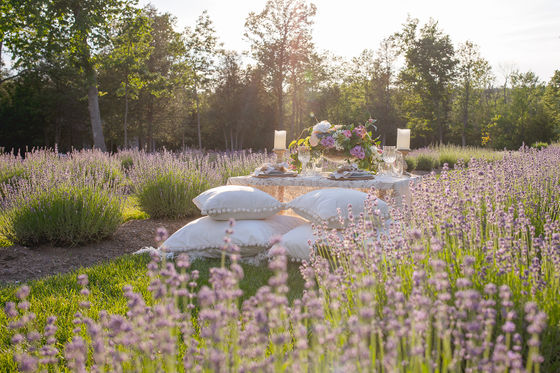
left=289, top=118, right=382, bottom=172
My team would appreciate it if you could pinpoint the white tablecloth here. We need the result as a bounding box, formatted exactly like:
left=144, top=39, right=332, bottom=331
left=227, top=173, right=420, bottom=206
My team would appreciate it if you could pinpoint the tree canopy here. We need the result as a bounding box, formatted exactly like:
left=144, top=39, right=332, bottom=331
left=1, top=1, right=558, bottom=151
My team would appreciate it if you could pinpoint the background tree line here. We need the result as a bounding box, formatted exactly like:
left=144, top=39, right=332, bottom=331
left=1, top=0, right=559, bottom=152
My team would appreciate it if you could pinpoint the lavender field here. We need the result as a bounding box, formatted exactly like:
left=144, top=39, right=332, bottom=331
left=1, top=146, right=560, bottom=372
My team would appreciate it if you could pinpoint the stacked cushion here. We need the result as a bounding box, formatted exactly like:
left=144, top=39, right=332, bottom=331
left=286, top=188, right=389, bottom=229
left=162, top=185, right=391, bottom=260
left=162, top=215, right=305, bottom=257
left=193, top=185, right=284, bottom=220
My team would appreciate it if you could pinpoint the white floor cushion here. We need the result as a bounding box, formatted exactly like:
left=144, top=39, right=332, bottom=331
left=161, top=215, right=305, bottom=257
left=271, top=218, right=393, bottom=261
left=273, top=224, right=316, bottom=260
left=193, top=185, right=284, bottom=220
left=287, top=188, right=390, bottom=229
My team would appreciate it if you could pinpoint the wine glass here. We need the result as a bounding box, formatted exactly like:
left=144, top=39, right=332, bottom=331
left=382, top=146, right=397, bottom=165
left=298, top=147, right=311, bottom=175
left=382, top=146, right=397, bottom=174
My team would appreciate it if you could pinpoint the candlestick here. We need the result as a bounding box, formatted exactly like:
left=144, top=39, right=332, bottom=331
left=273, top=149, right=286, bottom=164
left=396, top=128, right=411, bottom=151
left=274, top=130, right=287, bottom=150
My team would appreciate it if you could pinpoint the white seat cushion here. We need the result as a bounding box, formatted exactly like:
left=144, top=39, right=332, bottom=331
left=161, top=215, right=305, bottom=257
left=193, top=185, right=284, bottom=220
left=273, top=224, right=315, bottom=260
left=286, top=188, right=389, bottom=229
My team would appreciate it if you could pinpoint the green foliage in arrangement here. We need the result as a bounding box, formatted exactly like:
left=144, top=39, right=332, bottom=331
left=0, top=186, right=123, bottom=247
left=135, top=170, right=209, bottom=219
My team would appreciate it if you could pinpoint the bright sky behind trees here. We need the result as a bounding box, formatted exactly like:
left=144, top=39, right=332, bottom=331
left=142, top=0, right=560, bottom=82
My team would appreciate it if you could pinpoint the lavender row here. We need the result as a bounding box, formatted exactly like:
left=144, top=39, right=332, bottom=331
left=3, top=146, right=559, bottom=371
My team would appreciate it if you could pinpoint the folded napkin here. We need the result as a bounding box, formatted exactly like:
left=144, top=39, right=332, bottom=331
left=330, top=170, right=373, bottom=179
left=253, top=162, right=295, bottom=176
left=330, top=164, right=373, bottom=179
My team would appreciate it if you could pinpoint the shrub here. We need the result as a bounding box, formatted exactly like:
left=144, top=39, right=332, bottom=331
left=0, top=185, right=123, bottom=246
left=404, top=156, right=416, bottom=171
left=120, top=156, right=134, bottom=171
left=438, top=153, right=458, bottom=169
left=135, top=170, right=207, bottom=218
left=212, top=150, right=273, bottom=184
left=0, top=151, right=124, bottom=247
left=69, top=150, right=125, bottom=186
left=0, top=153, right=26, bottom=199
left=131, top=152, right=211, bottom=218
left=531, top=141, right=548, bottom=150
left=414, top=154, right=435, bottom=171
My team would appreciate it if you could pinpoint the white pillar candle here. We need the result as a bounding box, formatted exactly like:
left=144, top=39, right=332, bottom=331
left=396, top=128, right=411, bottom=150
left=274, top=130, right=287, bottom=149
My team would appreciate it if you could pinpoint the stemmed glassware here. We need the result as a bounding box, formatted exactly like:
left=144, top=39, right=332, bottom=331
left=298, top=147, right=311, bottom=175
left=382, top=146, right=397, bottom=170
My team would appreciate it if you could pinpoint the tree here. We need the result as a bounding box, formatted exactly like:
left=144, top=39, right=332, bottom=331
left=139, top=6, right=188, bottom=151
left=543, top=70, right=560, bottom=140
left=245, top=0, right=316, bottom=136
left=454, top=41, right=492, bottom=146
left=396, top=18, right=457, bottom=145
left=184, top=11, right=220, bottom=149
left=369, top=38, right=401, bottom=145
left=106, top=10, right=152, bottom=148
left=3, top=0, right=138, bottom=151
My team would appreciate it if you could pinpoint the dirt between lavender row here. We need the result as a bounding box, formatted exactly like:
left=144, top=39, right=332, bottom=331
left=0, top=217, right=196, bottom=284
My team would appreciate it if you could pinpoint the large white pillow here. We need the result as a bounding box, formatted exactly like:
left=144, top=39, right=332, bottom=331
left=286, top=188, right=389, bottom=229
left=271, top=217, right=393, bottom=261
left=161, top=215, right=305, bottom=257
left=272, top=224, right=316, bottom=260
left=193, top=185, right=283, bottom=220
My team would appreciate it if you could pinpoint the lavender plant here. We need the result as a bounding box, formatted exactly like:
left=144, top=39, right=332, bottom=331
left=0, top=153, right=124, bottom=246
left=129, top=151, right=216, bottom=218
left=2, top=146, right=558, bottom=371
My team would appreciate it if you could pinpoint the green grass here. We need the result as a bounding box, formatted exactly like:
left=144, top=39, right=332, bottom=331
left=122, top=195, right=149, bottom=221
left=0, top=254, right=304, bottom=370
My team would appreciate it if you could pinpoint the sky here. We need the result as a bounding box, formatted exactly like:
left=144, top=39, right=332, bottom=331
left=141, top=0, right=560, bottom=83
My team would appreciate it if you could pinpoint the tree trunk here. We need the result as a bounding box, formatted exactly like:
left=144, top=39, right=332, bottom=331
left=123, top=78, right=129, bottom=149
left=147, top=96, right=154, bottom=152
left=195, top=87, right=202, bottom=149
left=437, top=101, right=444, bottom=145
left=462, top=81, right=470, bottom=147
left=223, top=128, right=228, bottom=150
left=78, top=19, right=106, bottom=152
left=87, top=80, right=106, bottom=151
